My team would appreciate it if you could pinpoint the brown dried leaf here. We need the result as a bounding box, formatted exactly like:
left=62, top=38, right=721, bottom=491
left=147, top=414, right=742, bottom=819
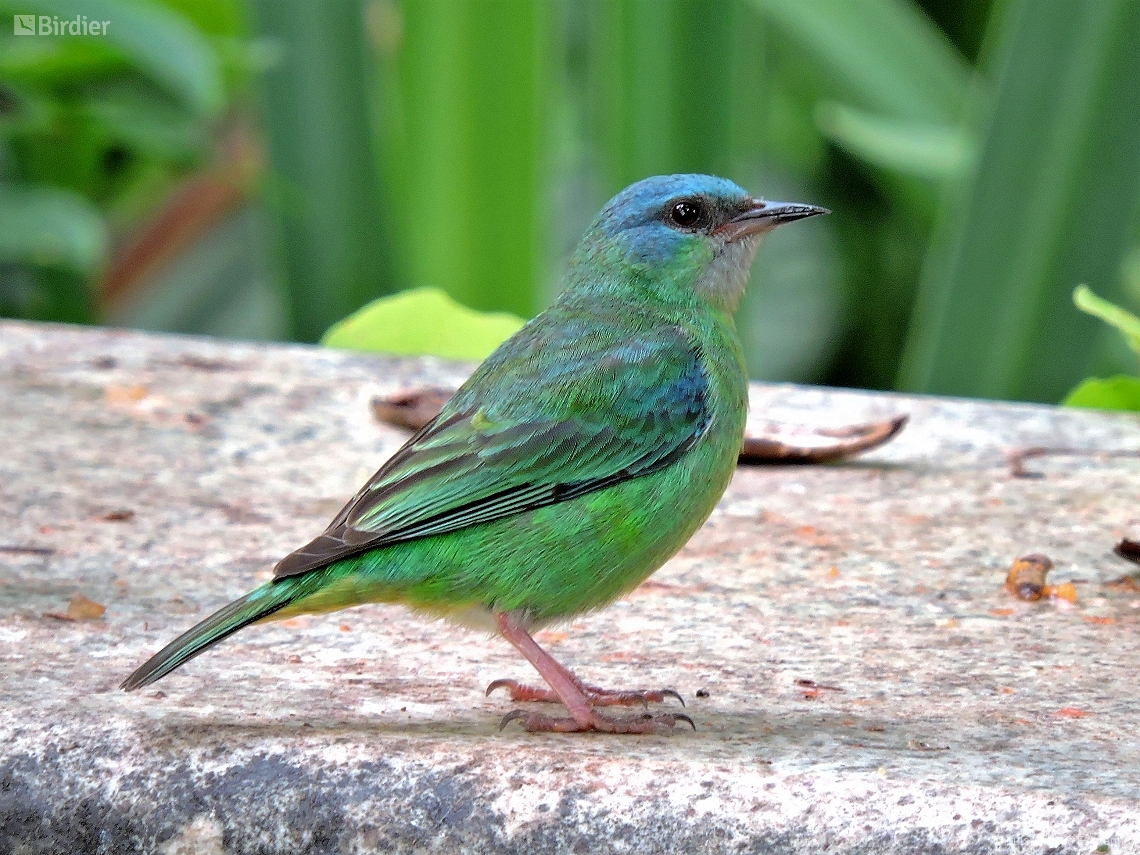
left=371, top=387, right=455, bottom=432
left=371, top=387, right=908, bottom=465
left=739, top=415, right=908, bottom=464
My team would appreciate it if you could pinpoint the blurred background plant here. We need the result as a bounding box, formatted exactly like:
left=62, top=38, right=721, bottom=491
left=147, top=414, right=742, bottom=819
left=2, top=0, right=1138, bottom=404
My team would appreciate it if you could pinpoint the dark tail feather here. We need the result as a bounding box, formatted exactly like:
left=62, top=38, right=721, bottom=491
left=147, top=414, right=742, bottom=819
left=120, top=581, right=300, bottom=691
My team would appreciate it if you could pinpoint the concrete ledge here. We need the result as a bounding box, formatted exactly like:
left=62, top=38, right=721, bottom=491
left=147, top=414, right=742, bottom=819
left=2, top=319, right=1140, bottom=854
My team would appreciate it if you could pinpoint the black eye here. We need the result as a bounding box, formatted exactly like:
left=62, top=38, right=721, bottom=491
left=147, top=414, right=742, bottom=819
left=670, top=200, right=703, bottom=228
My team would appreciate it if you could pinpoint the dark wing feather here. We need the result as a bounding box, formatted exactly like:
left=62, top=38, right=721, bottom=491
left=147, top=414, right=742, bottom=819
left=274, top=323, right=708, bottom=578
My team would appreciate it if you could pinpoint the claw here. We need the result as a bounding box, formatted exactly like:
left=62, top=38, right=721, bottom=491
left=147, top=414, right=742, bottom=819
left=661, top=689, right=685, bottom=707
left=486, top=678, right=516, bottom=697
left=499, top=709, right=529, bottom=731
left=673, top=713, right=696, bottom=731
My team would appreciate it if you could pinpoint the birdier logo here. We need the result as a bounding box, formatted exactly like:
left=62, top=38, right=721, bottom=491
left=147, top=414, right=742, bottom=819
left=13, top=14, right=110, bottom=35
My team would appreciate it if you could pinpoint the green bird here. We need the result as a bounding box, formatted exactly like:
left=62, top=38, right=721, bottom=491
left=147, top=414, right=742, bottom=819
left=122, top=175, right=826, bottom=734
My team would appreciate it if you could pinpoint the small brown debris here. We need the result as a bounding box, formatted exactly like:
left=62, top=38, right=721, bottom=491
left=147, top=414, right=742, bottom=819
left=99, top=509, right=135, bottom=522
left=0, top=544, right=54, bottom=555
left=1055, top=707, right=1093, bottom=718
left=167, top=595, right=199, bottom=615
left=1115, top=538, right=1140, bottom=566
left=178, top=354, right=240, bottom=372
left=695, top=689, right=710, bottom=698
left=1047, top=582, right=1078, bottom=604
left=1009, top=446, right=1140, bottom=478
left=104, top=384, right=148, bottom=405
left=1084, top=616, right=1116, bottom=625
left=1005, top=553, right=1053, bottom=601
left=1106, top=575, right=1140, bottom=593
left=46, top=593, right=106, bottom=621
left=907, top=739, right=949, bottom=751
left=795, top=678, right=844, bottom=699
left=68, top=593, right=106, bottom=620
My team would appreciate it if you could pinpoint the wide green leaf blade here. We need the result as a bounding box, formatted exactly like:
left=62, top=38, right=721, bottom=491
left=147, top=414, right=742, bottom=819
left=750, top=0, right=971, bottom=123
left=899, top=0, right=1140, bottom=402
left=815, top=101, right=974, bottom=180
left=250, top=0, right=399, bottom=342
left=377, top=0, right=547, bottom=319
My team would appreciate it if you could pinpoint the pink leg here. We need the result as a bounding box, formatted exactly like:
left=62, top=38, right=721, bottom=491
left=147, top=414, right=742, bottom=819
left=492, top=612, right=694, bottom=734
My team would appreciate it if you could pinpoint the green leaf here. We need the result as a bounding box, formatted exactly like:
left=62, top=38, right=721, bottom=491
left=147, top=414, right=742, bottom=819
left=251, top=0, right=399, bottom=341
left=15, top=0, right=224, bottom=116
left=1063, top=376, right=1140, bottom=412
left=899, top=0, right=1140, bottom=402
left=0, top=184, right=107, bottom=274
left=815, top=102, right=974, bottom=180
left=750, top=0, right=972, bottom=123
left=589, top=0, right=739, bottom=187
left=378, top=0, right=547, bottom=319
left=1073, top=285, right=1140, bottom=359
left=321, top=287, right=525, bottom=362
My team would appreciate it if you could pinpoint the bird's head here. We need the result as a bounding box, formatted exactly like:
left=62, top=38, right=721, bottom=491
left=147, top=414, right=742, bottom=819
left=569, top=174, right=827, bottom=313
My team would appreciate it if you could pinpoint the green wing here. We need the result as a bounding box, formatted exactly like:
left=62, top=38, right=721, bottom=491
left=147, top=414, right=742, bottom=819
left=273, top=320, right=709, bottom=578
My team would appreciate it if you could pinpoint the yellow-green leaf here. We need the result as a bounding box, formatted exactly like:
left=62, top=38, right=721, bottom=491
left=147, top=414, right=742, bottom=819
left=321, top=287, right=525, bottom=362
left=1073, top=285, right=1140, bottom=358
left=1063, top=376, right=1140, bottom=412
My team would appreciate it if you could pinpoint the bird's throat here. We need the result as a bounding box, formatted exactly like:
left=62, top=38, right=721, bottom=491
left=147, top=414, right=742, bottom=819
left=694, top=236, right=762, bottom=314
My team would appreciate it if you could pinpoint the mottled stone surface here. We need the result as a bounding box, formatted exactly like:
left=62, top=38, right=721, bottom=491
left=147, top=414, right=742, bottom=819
left=2, top=319, right=1140, bottom=854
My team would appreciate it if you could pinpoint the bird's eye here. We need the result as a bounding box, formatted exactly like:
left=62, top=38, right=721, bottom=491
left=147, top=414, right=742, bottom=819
left=670, top=200, right=703, bottom=229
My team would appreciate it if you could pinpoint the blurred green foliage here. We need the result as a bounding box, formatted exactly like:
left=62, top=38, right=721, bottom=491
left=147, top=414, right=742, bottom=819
left=0, top=0, right=225, bottom=319
left=2, top=0, right=1139, bottom=405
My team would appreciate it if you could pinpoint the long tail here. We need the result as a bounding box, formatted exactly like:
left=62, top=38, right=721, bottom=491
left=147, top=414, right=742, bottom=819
left=120, top=578, right=307, bottom=691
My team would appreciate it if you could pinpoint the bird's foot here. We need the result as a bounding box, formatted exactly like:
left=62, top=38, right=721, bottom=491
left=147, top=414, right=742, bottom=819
left=499, top=708, right=695, bottom=735
left=486, top=678, right=684, bottom=708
